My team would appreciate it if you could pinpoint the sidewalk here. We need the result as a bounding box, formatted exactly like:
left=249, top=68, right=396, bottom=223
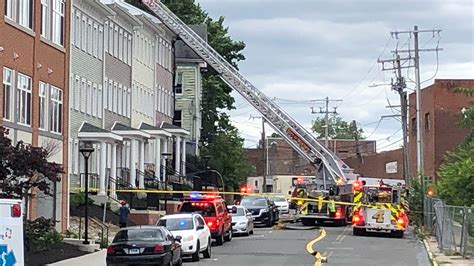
left=424, top=236, right=473, bottom=266
left=48, top=250, right=106, bottom=266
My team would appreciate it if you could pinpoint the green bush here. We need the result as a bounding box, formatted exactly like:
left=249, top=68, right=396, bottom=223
left=70, top=192, right=95, bottom=208
left=408, top=177, right=424, bottom=227
left=24, top=217, right=63, bottom=252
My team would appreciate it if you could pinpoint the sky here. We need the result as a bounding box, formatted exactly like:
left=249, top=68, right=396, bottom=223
left=195, top=0, right=474, bottom=151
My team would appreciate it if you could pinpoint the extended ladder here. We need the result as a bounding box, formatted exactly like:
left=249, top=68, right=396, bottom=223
left=143, top=1, right=356, bottom=185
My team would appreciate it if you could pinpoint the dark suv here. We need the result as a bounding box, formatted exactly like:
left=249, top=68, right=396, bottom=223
left=240, top=196, right=279, bottom=227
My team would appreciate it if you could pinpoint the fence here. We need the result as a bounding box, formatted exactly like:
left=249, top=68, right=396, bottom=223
left=424, top=197, right=473, bottom=257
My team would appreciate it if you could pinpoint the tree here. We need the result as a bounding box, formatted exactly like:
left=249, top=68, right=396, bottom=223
left=436, top=140, right=474, bottom=206
left=0, top=127, right=62, bottom=200
left=311, top=116, right=364, bottom=139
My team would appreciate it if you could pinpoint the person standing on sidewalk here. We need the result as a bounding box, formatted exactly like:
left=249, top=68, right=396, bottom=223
left=119, top=200, right=130, bottom=228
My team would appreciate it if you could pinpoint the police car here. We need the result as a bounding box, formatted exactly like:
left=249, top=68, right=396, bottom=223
left=0, top=199, right=24, bottom=266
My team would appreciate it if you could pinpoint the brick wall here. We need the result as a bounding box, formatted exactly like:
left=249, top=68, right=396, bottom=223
left=344, top=149, right=403, bottom=179
left=408, top=79, right=474, bottom=179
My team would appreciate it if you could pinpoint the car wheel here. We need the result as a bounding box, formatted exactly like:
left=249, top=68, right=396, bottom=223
left=391, top=230, right=404, bottom=238
left=224, top=228, right=232, bottom=242
left=192, top=241, right=200, bottom=262
left=203, top=238, right=211, bottom=258
left=174, top=258, right=182, bottom=266
left=301, top=218, right=315, bottom=226
left=216, top=232, right=224, bottom=246
left=353, top=227, right=365, bottom=236
left=249, top=229, right=254, bottom=235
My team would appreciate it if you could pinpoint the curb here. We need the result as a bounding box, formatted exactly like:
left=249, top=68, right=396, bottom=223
left=423, top=239, right=438, bottom=266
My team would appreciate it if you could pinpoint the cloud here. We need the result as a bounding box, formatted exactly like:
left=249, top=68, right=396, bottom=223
left=197, top=0, right=474, bottom=150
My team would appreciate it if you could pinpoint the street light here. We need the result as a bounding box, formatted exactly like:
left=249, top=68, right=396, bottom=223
left=201, top=156, right=224, bottom=193
left=79, top=143, right=95, bottom=245
left=161, top=152, right=172, bottom=213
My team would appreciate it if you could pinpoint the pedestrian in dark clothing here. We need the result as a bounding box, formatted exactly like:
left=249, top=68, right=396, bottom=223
left=119, top=200, right=130, bottom=228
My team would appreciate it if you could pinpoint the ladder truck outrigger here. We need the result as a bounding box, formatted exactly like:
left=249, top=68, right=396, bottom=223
left=142, top=0, right=359, bottom=220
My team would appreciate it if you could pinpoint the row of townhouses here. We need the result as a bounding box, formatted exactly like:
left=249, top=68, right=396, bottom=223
left=0, top=0, right=206, bottom=231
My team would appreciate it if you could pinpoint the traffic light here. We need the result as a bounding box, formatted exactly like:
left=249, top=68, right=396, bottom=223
left=427, top=187, right=434, bottom=197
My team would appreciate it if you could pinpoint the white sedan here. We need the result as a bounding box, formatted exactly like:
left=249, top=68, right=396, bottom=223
left=228, top=205, right=254, bottom=236
left=271, top=195, right=290, bottom=214
left=157, top=213, right=211, bottom=262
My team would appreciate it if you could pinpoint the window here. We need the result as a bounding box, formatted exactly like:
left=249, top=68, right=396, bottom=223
left=40, top=0, right=64, bottom=45
left=98, top=26, right=104, bottom=60
left=87, top=20, right=93, bottom=55
left=52, top=0, right=64, bottom=45
left=87, top=82, right=92, bottom=115
left=81, top=17, right=87, bottom=51
left=175, top=72, right=183, bottom=94
left=98, top=85, right=103, bottom=118
left=92, top=24, right=98, bottom=58
left=50, top=86, right=62, bottom=133
left=173, top=110, right=182, bottom=127
left=3, top=68, right=13, bottom=121
left=108, top=23, right=113, bottom=54
left=118, top=85, right=123, bottom=115
left=74, top=76, right=80, bottom=110
left=122, top=86, right=127, bottom=117
left=74, top=11, right=80, bottom=48
left=17, top=73, right=32, bottom=125
left=411, top=118, right=416, bottom=136
left=118, top=29, right=123, bottom=60
left=92, top=84, right=97, bottom=117
left=5, top=0, right=32, bottom=29
left=114, top=26, right=118, bottom=57
left=80, top=79, right=86, bottom=112
left=108, top=80, right=113, bottom=111
left=425, top=113, right=431, bottom=131
left=39, top=82, right=47, bottom=129
left=40, top=0, right=49, bottom=37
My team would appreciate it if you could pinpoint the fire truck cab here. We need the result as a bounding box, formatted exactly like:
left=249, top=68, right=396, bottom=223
left=351, top=178, right=408, bottom=238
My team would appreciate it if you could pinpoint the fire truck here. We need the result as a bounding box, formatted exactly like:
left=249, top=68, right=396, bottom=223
left=292, top=178, right=354, bottom=226
left=351, top=178, right=408, bottom=238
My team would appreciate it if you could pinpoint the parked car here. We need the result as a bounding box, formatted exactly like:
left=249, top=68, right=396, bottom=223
left=228, top=205, right=254, bottom=236
left=106, top=226, right=182, bottom=266
left=157, top=213, right=211, bottom=262
left=179, top=193, right=232, bottom=246
left=269, top=194, right=290, bottom=214
left=240, top=196, right=279, bottom=227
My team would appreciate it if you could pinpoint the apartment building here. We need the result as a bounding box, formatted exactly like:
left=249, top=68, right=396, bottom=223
left=1, top=0, right=70, bottom=231
left=174, top=25, right=207, bottom=156
left=67, top=0, right=189, bottom=202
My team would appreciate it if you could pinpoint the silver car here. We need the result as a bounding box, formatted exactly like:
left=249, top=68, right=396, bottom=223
left=228, top=205, right=254, bottom=236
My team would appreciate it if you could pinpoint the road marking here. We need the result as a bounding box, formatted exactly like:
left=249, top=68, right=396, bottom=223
left=334, top=226, right=350, bottom=243
left=327, top=251, right=334, bottom=258
left=305, top=229, right=327, bottom=266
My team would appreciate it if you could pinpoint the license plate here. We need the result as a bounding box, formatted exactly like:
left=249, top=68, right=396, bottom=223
left=129, top=248, right=140, bottom=254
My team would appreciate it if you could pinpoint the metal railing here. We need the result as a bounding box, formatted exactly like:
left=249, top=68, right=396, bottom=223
left=424, top=197, right=473, bottom=257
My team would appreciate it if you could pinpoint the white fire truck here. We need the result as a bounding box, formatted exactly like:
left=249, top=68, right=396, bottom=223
left=0, top=199, right=24, bottom=266
left=351, top=178, right=408, bottom=238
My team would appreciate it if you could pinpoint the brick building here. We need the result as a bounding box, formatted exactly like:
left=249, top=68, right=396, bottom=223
left=245, top=137, right=376, bottom=177
left=344, top=148, right=403, bottom=179
left=1, top=0, right=71, bottom=231
left=408, top=79, right=474, bottom=180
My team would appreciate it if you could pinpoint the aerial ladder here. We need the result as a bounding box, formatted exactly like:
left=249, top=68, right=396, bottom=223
left=142, top=1, right=357, bottom=188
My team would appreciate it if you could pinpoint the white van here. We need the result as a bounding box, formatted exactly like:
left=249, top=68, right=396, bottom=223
left=0, top=199, right=24, bottom=266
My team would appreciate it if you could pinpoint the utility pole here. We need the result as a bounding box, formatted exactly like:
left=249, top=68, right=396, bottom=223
left=388, top=26, right=442, bottom=179
left=250, top=115, right=267, bottom=193
left=310, top=98, right=341, bottom=190
left=310, top=97, right=342, bottom=148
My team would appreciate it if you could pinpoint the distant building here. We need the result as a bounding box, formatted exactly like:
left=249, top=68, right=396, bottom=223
left=244, top=137, right=376, bottom=177
left=174, top=25, right=207, bottom=156
left=408, top=79, right=474, bottom=180
left=344, top=148, right=403, bottom=179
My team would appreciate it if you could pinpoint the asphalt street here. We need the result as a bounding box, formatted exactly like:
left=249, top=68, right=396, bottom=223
left=51, top=224, right=431, bottom=266
left=191, top=224, right=431, bottom=266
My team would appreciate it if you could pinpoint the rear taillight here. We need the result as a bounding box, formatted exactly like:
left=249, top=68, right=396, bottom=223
left=154, top=244, right=164, bottom=253
left=11, top=204, right=21, bottom=217
left=106, top=246, right=115, bottom=255
left=335, top=210, right=342, bottom=218
left=352, top=212, right=364, bottom=225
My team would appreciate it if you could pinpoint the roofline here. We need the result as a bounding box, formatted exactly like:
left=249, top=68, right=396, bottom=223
left=78, top=132, right=123, bottom=142
left=107, top=3, right=143, bottom=27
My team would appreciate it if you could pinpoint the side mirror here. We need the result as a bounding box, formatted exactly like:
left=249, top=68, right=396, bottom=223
left=231, top=206, right=238, bottom=214
left=197, top=224, right=205, bottom=230
left=174, top=236, right=182, bottom=243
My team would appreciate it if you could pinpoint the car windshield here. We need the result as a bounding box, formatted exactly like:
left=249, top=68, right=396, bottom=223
left=241, top=198, right=267, bottom=207
left=113, top=229, right=164, bottom=243
left=180, top=202, right=216, bottom=217
left=158, top=218, right=194, bottom=231
left=231, top=208, right=245, bottom=216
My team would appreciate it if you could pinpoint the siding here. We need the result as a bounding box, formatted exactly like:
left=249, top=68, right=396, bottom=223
left=104, top=110, right=131, bottom=131
left=105, top=54, right=132, bottom=87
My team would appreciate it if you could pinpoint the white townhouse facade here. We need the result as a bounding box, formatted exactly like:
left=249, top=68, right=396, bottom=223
left=67, top=0, right=189, bottom=204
